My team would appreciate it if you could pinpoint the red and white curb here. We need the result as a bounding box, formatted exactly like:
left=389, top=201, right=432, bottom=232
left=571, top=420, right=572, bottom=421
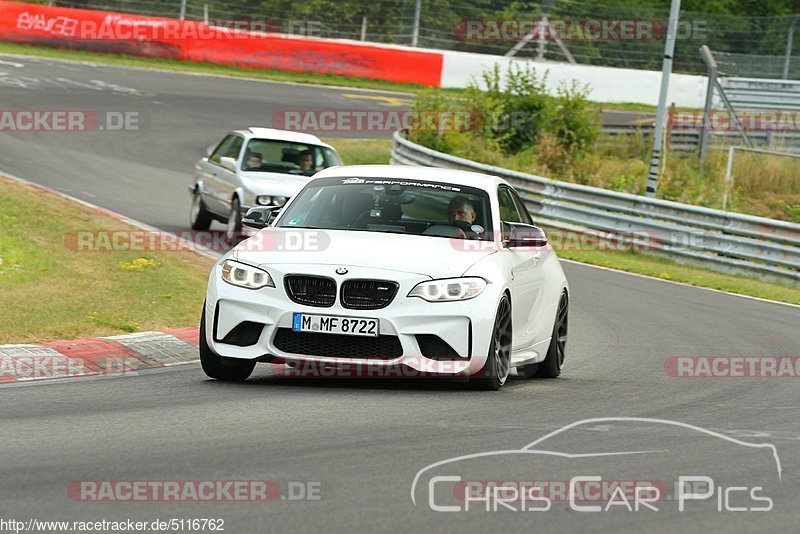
left=0, top=327, right=200, bottom=383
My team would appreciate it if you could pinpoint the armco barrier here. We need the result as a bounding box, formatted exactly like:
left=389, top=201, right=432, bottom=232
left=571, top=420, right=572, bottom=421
left=0, top=1, right=444, bottom=85
left=391, top=131, right=800, bottom=283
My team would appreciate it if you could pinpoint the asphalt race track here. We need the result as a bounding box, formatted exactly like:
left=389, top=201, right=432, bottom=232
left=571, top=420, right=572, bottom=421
left=0, top=55, right=406, bottom=229
left=2, top=55, right=800, bottom=533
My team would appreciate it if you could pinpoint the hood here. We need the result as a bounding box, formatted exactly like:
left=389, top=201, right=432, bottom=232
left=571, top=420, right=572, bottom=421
left=232, top=228, right=496, bottom=278
left=239, top=171, right=310, bottom=196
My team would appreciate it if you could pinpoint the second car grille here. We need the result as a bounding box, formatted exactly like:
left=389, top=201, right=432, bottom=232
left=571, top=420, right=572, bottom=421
left=284, top=275, right=336, bottom=307
left=273, top=329, right=403, bottom=359
left=341, top=280, right=399, bottom=310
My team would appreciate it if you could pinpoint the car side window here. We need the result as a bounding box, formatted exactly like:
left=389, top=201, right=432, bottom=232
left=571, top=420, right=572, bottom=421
left=510, top=189, right=534, bottom=225
left=225, top=135, right=244, bottom=162
left=498, top=186, right=523, bottom=224
left=209, top=134, right=235, bottom=164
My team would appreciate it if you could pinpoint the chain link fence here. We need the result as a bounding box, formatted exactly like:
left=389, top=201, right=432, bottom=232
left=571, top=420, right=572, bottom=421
left=714, top=51, right=800, bottom=80
left=34, top=0, right=800, bottom=76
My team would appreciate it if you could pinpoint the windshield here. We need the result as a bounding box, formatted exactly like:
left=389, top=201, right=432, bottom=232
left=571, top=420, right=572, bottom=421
left=276, top=177, right=493, bottom=239
left=242, top=139, right=341, bottom=176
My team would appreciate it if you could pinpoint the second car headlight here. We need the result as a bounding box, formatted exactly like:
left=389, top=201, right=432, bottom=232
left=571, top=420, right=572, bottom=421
left=221, top=260, right=274, bottom=289
left=256, top=195, right=288, bottom=207
left=408, top=277, right=487, bottom=302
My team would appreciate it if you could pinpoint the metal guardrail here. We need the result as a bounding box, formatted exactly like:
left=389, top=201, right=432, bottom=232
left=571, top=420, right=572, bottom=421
left=391, top=131, right=800, bottom=283
left=719, top=77, right=800, bottom=111
left=602, top=124, right=800, bottom=154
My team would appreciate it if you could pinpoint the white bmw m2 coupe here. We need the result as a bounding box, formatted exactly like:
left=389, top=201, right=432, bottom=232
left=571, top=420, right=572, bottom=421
left=200, top=165, right=569, bottom=390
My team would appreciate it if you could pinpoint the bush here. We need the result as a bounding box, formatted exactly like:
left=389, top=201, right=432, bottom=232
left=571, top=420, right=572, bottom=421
left=550, top=81, right=600, bottom=155
left=408, top=64, right=600, bottom=162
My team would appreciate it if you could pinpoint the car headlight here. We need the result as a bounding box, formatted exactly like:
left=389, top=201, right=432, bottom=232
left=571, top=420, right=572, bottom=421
left=408, top=277, right=487, bottom=302
left=256, top=195, right=288, bottom=207
left=221, top=260, right=275, bottom=289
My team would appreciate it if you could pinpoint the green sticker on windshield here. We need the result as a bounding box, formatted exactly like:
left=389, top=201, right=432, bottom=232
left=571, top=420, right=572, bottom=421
left=287, top=217, right=302, bottom=226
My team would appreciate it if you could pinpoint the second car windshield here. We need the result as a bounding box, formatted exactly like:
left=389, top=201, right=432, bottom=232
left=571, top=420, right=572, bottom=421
left=276, top=177, right=493, bottom=239
left=242, top=139, right=341, bottom=175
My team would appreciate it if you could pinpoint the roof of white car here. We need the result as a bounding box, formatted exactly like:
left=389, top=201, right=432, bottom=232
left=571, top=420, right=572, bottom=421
left=240, top=127, right=333, bottom=148
left=313, top=165, right=505, bottom=190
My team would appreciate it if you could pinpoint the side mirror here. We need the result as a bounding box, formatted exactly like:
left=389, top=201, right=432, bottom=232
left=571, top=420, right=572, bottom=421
left=242, top=207, right=278, bottom=229
left=219, top=156, right=237, bottom=172
left=504, top=222, right=548, bottom=248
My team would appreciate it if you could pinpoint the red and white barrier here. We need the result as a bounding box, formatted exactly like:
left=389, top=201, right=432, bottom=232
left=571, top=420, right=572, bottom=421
left=0, top=1, right=444, bottom=85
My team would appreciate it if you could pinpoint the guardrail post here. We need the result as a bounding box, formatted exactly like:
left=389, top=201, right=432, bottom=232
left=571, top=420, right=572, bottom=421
left=723, top=146, right=735, bottom=210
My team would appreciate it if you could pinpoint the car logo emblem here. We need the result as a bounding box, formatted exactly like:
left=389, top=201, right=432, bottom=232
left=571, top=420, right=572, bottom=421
left=336, top=267, right=348, bottom=275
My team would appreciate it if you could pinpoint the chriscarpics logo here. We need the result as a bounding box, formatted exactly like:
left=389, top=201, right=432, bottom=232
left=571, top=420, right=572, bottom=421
left=411, top=418, right=782, bottom=516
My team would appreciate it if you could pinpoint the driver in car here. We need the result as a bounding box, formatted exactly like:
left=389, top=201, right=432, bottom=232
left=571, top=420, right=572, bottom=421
left=245, top=152, right=264, bottom=171
left=447, top=196, right=485, bottom=239
left=297, top=150, right=317, bottom=174
left=448, top=196, right=477, bottom=225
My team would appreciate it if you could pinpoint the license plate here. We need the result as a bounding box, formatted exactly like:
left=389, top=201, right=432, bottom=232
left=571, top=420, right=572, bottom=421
left=292, top=313, right=379, bottom=337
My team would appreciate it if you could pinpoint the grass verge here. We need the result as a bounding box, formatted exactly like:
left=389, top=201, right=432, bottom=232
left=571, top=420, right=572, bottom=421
left=0, top=176, right=214, bottom=344
left=554, top=246, right=800, bottom=306
left=320, top=138, right=393, bottom=165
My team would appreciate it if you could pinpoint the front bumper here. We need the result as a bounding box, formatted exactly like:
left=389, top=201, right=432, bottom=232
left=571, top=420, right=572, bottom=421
left=205, top=263, right=504, bottom=376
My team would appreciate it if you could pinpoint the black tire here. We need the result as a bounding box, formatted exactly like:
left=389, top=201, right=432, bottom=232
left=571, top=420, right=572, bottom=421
left=190, top=188, right=213, bottom=231
left=471, top=295, right=512, bottom=391
left=520, top=291, right=568, bottom=379
left=224, top=196, right=243, bottom=245
left=199, top=308, right=255, bottom=382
